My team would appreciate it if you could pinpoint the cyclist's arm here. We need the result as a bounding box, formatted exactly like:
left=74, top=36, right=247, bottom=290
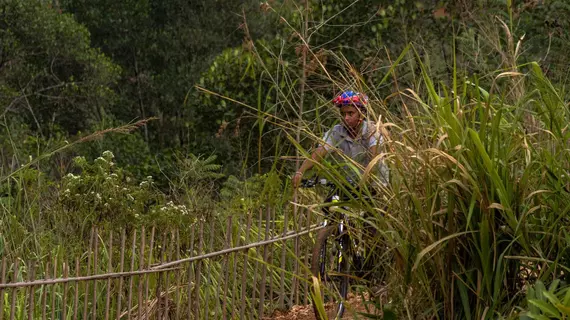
left=292, top=146, right=328, bottom=187
left=369, top=144, right=379, bottom=156
left=368, top=134, right=389, bottom=186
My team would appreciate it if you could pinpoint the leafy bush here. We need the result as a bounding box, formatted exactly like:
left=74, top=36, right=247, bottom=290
left=523, top=280, right=570, bottom=319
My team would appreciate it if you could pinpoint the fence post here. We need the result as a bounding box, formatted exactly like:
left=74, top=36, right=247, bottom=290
left=194, top=221, right=204, bottom=319
left=104, top=232, right=113, bottom=320
left=156, top=232, right=166, bottom=320
left=62, top=262, right=69, bottom=320
left=0, top=258, right=5, bottom=320
left=221, top=216, right=232, bottom=320
left=187, top=225, right=195, bottom=319
left=10, top=259, right=19, bottom=320
left=164, top=230, right=175, bottom=318
left=137, top=226, right=145, bottom=320
left=92, top=227, right=99, bottom=320
left=290, top=207, right=300, bottom=306
left=279, top=201, right=288, bottom=309
left=251, top=208, right=262, bottom=313
left=49, top=259, right=57, bottom=320
left=258, top=205, right=271, bottom=318
left=127, top=229, right=137, bottom=319
left=73, top=258, right=80, bottom=320
left=239, top=213, right=253, bottom=319
left=115, top=229, right=126, bottom=320
left=41, top=261, right=49, bottom=320
left=268, top=207, right=276, bottom=309
left=230, top=216, right=239, bottom=319
left=303, top=208, right=312, bottom=305
left=205, top=218, right=216, bottom=320
left=145, top=226, right=156, bottom=318
left=175, top=229, right=181, bottom=320
left=83, top=227, right=94, bottom=320
left=26, top=261, right=36, bottom=320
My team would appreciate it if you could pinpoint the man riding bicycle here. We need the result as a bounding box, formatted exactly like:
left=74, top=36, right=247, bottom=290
left=292, top=90, right=389, bottom=319
left=291, top=90, right=389, bottom=189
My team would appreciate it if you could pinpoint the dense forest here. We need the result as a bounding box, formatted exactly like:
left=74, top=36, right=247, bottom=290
left=3, top=0, right=570, bottom=318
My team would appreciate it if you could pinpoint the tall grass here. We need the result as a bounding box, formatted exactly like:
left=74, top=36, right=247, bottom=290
left=261, top=11, right=570, bottom=317
left=4, top=2, right=570, bottom=319
left=295, top=54, right=570, bottom=318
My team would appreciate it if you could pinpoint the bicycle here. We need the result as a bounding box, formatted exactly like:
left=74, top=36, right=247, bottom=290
left=302, top=178, right=375, bottom=320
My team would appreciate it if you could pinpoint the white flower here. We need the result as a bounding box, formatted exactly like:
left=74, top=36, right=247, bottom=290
left=102, top=150, right=115, bottom=159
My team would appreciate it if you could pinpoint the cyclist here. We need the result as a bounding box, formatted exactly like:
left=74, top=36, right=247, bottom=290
left=295, top=91, right=389, bottom=319
left=291, top=90, right=389, bottom=189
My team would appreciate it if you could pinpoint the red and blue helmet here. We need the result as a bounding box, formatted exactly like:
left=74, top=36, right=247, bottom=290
left=332, top=91, right=369, bottom=109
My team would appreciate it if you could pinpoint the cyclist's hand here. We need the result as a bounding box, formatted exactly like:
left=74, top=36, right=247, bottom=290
left=292, top=171, right=303, bottom=188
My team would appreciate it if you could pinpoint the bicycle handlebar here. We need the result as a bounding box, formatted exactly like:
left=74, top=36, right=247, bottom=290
left=300, top=178, right=356, bottom=188
left=300, top=178, right=333, bottom=188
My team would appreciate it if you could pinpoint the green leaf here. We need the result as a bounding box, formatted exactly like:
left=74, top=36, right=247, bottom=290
left=543, top=291, right=561, bottom=306
left=528, top=300, right=561, bottom=318
left=412, top=231, right=475, bottom=271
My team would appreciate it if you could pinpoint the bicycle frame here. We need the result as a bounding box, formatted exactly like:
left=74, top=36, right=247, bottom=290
left=303, top=178, right=368, bottom=319
left=303, top=177, right=381, bottom=319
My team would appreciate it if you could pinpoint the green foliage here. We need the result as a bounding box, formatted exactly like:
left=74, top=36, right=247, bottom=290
left=513, top=0, right=570, bottom=85
left=0, top=0, right=119, bottom=135
left=310, top=0, right=444, bottom=59
left=75, top=121, right=158, bottom=181
left=60, top=151, right=160, bottom=226
left=0, top=150, right=197, bottom=259
left=178, top=154, right=224, bottom=184
left=169, top=153, right=224, bottom=216
left=62, top=0, right=280, bottom=152
left=4, top=0, right=570, bottom=317
left=220, top=174, right=270, bottom=214
left=194, top=44, right=289, bottom=175
left=523, top=280, right=570, bottom=319
left=362, top=52, right=570, bottom=318
left=59, top=151, right=201, bottom=232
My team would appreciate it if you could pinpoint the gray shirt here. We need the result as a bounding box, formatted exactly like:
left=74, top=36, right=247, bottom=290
left=320, top=120, right=389, bottom=186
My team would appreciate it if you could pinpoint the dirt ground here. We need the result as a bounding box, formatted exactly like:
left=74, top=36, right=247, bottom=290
left=263, top=293, right=381, bottom=320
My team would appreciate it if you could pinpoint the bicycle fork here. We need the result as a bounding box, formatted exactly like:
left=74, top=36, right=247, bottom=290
left=320, top=195, right=347, bottom=278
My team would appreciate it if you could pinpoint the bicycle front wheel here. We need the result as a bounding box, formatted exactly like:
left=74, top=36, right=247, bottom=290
left=311, top=225, right=350, bottom=320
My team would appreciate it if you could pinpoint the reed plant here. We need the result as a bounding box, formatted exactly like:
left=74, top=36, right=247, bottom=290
left=296, top=49, right=570, bottom=319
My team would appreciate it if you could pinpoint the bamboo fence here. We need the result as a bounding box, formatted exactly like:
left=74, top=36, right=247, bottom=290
left=0, top=207, right=321, bottom=319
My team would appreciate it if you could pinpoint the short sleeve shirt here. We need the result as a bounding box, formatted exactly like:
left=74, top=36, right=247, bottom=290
left=320, top=121, right=389, bottom=185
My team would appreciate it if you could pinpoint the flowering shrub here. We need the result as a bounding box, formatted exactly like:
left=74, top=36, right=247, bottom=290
left=59, top=151, right=194, bottom=231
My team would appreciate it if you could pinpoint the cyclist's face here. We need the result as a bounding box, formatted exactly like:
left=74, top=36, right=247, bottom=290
left=340, top=105, right=363, bottom=129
